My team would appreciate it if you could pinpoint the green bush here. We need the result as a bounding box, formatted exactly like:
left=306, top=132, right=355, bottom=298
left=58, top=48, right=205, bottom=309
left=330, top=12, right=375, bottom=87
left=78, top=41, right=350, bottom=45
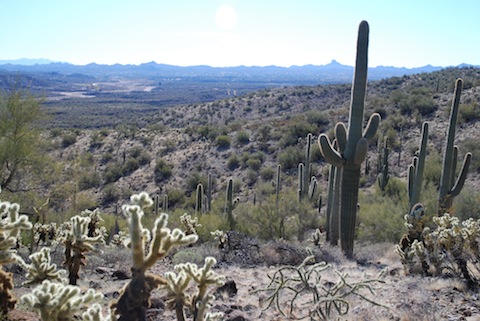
left=215, top=135, right=231, bottom=149
left=61, top=132, right=77, bottom=148
left=154, top=158, right=173, bottom=184
left=278, top=146, right=303, bottom=171
left=259, top=167, right=275, bottom=181
left=227, top=154, right=240, bottom=170
left=78, top=171, right=101, bottom=190
left=236, top=130, right=250, bottom=146
left=235, top=190, right=318, bottom=241
left=455, top=187, right=480, bottom=221
left=104, top=162, right=123, bottom=183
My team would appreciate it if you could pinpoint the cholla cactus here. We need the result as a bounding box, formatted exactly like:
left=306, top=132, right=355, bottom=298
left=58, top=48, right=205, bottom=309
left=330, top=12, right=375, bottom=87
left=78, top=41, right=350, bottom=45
left=21, top=280, right=104, bottom=321
left=109, top=229, right=129, bottom=247
left=80, top=208, right=104, bottom=237
left=180, top=213, right=202, bottom=236
left=34, top=222, right=57, bottom=247
left=22, top=247, right=67, bottom=285
left=63, top=215, right=104, bottom=285
left=308, top=228, right=323, bottom=247
left=164, top=257, right=225, bottom=321
left=0, top=195, right=33, bottom=313
left=111, top=192, right=199, bottom=321
left=82, top=304, right=117, bottom=321
left=210, top=230, right=228, bottom=249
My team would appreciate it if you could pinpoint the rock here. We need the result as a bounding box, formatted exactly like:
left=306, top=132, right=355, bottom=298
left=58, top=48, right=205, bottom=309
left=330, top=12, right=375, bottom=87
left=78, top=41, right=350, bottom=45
left=215, top=280, right=238, bottom=298
left=112, top=269, right=130, bottom=280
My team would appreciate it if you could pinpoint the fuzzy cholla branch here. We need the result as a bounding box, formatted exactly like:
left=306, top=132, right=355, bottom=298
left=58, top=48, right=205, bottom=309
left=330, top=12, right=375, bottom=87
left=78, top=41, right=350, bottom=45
left=82, top=303, right=117, bottom=321
left=21, top=280, right=103, bottom=321
left=21, top=247, right=67, bottom=285
left=0, top=195, right=33, bottom=313
left=112, top=192, right=199, bottom=321
left=63, top=215, right=104, bottom=285
left=164, top=257, right=225, bottom=321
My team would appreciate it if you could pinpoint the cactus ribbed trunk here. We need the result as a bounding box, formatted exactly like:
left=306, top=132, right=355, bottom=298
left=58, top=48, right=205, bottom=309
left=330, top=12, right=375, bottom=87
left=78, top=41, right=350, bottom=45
left=330, top=166, right=342, bottom=246
left=438, top=79, right=472, bottom=215
left=340, top=166, right=360, bottom=257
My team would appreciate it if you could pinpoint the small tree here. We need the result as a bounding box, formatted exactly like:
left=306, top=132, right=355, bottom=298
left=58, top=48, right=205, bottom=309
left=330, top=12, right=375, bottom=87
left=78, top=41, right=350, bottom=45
left=0, top=88, right=47, bottom=192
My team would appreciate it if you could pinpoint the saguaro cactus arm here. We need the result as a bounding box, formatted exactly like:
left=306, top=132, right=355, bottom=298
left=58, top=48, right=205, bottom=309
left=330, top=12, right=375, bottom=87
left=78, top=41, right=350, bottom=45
left=438, top=79, right=472, bottom=214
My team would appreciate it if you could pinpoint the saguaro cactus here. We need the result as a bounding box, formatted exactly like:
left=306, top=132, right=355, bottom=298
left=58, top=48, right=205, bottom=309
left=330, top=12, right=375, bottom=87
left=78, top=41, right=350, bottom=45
left=318, top=21, right=380, bottom=258
left=377, top=137, right=389, bottom=191
left=195, top=183, right=204, bottom=215
left=225, top=178, right=235, bottom=230
left=438, top=79, right=472, bottom=215
left=408, top=122, right=428, bottom=212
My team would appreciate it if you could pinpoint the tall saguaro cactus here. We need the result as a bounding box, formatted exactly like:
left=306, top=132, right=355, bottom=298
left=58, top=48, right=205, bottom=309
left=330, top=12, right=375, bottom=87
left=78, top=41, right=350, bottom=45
left=318, top=21, right=381, bottom=258
left=408, top=122, right=428, bottom=212
left=438, top=79, right=472, bottom=215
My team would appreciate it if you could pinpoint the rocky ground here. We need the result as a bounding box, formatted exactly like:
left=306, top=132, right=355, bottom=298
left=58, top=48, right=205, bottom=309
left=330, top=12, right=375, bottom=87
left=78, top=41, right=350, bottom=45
left=7, top=238, right=480, bottom=321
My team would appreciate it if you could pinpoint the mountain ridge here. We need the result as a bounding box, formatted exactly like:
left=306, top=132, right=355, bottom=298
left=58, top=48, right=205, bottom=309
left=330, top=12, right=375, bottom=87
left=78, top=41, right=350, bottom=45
left=2, top=58, right=477, bottom=84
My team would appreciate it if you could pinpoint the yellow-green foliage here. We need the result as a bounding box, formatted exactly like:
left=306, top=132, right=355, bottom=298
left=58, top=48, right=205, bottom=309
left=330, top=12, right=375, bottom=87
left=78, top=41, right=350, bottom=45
left=357, top=179, right=407, bottom=243
left=235, top=190, right=318, bottom=241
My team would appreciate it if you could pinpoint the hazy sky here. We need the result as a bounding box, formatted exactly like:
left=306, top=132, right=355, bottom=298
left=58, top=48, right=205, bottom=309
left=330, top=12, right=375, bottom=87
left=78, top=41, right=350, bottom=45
left=1, top=0, right=479, bottom=68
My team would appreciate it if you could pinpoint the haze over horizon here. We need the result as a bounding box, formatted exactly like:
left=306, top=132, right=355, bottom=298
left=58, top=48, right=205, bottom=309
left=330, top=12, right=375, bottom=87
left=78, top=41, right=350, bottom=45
left=1, top=0, right=479, bottom=69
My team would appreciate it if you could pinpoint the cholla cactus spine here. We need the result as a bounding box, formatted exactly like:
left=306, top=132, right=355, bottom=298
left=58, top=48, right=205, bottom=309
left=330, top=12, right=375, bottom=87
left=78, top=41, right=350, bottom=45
left=22, top=247, right=67, bottom=285
left=0, top=196, right=33, bottom=313
left=63, top=215, right=103, bottom=285
left=21, top=280, right=103, bottom=321
left=111, top=192, right=198, bottom=321
left=164, top=257, right=225, bottom=321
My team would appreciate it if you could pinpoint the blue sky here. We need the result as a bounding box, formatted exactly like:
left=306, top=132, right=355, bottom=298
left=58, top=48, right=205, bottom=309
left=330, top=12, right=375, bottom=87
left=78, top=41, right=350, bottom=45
left=1, top=0, right=479, bottom=68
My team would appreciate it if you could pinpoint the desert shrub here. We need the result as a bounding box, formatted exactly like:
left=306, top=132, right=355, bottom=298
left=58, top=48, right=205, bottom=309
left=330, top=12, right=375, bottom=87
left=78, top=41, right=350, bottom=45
left=455, top=187, right=480, bottom=221
left=423, top=149, right=442, bottom=187
left=357, top=194, right=407, bottom=244
left=246, top=169, right=258, bottom=186
left=61, top=132, right=77, bottom=147
left=236, top=191, right=318, bottom=241
left=235, top=130, right=250, bottom=146
left=136, top=152, right=152, bottom=166
left=458, top=101, right=480, bottom=124
left=215, top=135, right=231, bottom=149
left=246, top=158, right=262, bottom=171
left=153, top=158, right=173, bottom=184
left=165, top=188, right=186, bottom=209
left=226, top=154, right=240, bottom=170
left=278, top=146, right=303, bottom=171
left=171, top=248, right=205, bottom=266
left=122, top=157, right=139, bottom=175
left=185, top=172, right=208, bottom=194
left=196, top=213, right=229, bottom=242
left=77, top=171, right=101, bottom=190
left=461, top=138, right=479, bottom=173
left=392, top=88, right=436, bottom=116
left=104, top=162, right=123, bottom=183
left=100, top=152, right=113, bottom=164
left=259, top=166, right=275, bottom=181
left=102, top=183, right=120, bottom=205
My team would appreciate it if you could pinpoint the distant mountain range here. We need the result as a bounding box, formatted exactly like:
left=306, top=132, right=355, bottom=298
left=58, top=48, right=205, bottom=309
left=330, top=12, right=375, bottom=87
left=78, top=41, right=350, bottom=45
left=0, top=58, right=477, bottom=85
